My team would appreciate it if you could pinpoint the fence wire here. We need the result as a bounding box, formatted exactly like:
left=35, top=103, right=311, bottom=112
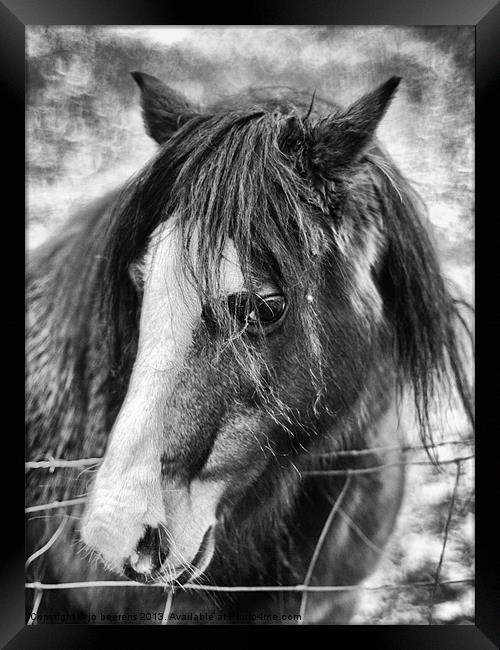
left=25, top=439, right=474, bottom=625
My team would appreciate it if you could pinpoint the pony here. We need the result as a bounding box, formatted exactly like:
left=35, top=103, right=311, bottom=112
left=26, top=71, right=474, bottom=625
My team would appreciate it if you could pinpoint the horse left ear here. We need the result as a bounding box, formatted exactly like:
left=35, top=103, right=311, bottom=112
left=309, top=76, right=401, bottom=179
left=131, top=71, right=197, bottom=144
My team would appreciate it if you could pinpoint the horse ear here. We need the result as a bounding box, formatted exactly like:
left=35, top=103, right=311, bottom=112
left=130, top=71, right=196, bottom=144
left=309, top=76, right=401, bottom=179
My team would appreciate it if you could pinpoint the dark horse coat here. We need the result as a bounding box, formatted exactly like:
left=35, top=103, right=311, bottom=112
left=26, top=73, right=473, bottom=624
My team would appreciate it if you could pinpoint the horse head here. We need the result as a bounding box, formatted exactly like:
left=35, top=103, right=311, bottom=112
left=79, top=72, right=471, bottom=587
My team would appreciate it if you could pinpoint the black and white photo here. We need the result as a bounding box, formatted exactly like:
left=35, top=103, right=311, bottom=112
left=26, top=26, right=475, bottom=626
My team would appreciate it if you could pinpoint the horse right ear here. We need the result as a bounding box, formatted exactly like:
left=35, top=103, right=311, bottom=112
left=308, top=76, right=401, bottom=180
left=130, top=71, right=197, bottom=144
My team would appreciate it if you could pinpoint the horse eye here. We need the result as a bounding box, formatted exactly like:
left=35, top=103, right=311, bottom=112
left=228, top=293, right=287, bottom=332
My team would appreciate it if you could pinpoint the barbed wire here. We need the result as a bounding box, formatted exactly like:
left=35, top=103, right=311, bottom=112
left=24, top=439, right=473, bottom=471
left=25, top=439, right=474, bottom=625
left=301, top=454, right=474, bottom=477
left=25, top=578, right=474, bottom=593
left=24, top=454, right=474, bottom=514
left=25, top=457, right=102, bottom=471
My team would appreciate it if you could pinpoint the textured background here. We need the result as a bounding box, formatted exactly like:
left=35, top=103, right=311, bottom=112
left=26, top=26, right=474, bottom=624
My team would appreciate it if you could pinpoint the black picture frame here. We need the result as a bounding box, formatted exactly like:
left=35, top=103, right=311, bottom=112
left=5, top=0, right=498, bottom=647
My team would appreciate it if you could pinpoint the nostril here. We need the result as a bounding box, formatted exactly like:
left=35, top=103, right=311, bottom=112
left=123, top=526, right=168, bottom=580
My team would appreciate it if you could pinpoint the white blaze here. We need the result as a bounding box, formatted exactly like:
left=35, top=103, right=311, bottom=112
left=81, top=218, right=244, bottom=571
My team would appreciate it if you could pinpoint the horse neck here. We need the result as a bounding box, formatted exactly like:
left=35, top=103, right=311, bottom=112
left=26, top=190, right=120, bottom=464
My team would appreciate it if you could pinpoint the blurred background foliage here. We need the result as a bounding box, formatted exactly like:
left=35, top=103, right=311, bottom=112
left=26, top=26, right=474, bottom=624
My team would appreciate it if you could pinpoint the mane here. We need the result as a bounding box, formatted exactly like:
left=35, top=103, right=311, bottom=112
left=365, top=151, right=474, bottom=443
